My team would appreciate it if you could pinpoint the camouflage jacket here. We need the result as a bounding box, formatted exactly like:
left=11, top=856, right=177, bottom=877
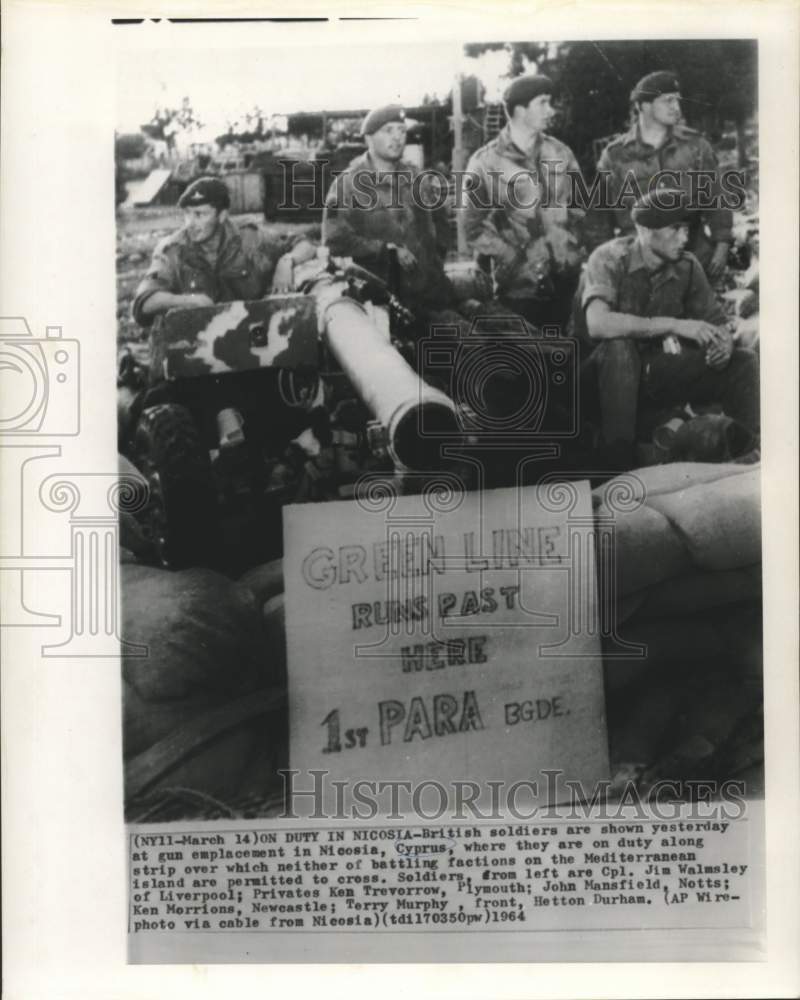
left=596, top=124, right=734, bottom=263
left=464, top=124, right=586, bottom=302
left=132, top=218, right=281, bottom=327
left=322, top=152, right=453, bottom=310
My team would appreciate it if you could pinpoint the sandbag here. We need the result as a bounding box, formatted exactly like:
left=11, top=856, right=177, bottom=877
left=603, top=602, right=762, bottom=773
left=617, top=565, right=761, bottom=624
left=606, top=502, right=690, bottom=596
left=645, top=469, right=760, bottom=571
left=263, top=592, right=286, bottom=659
left=594, top=463, right=760, bottom=594
left=123, top=690, right=285, bottom=812
left=238, top=558, right=284, bottom=605
left=594, top=462, right=752, bottom=505
left=121, top=564, right=276, bottom=756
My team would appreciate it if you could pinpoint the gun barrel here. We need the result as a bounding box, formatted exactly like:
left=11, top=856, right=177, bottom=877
left=315, top=281, right=459, bottom=470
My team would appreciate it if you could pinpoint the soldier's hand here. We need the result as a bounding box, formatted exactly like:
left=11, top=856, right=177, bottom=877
left=705, top=328, right=734, bottom=370
left=272, top=254, right=295, bottom=294
left=676, top=319, right=724, bottom=348
left=706, top=242, right=730, bottom=281
left=289, top=239, right=317, bottom=265
left=394, top=246, right=417, bottom=270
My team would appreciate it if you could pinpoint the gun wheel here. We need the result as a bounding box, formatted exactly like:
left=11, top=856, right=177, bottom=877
left=133, top=403, right=219, bottom=569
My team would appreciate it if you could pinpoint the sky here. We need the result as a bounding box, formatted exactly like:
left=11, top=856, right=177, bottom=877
left=116, top=43, right=517, bottom=141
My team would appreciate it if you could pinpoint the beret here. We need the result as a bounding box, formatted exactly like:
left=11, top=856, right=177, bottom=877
left=631, top=70, right=681, bottom=103
left=631, top=188, right=694, bottom=229
left=361, top=104, right=406, bottom=137
left=178, top=177, right=230, bottom=211
left=503, top=74, right=555, bottom=114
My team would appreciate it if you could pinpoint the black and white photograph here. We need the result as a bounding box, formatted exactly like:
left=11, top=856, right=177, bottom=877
left=112, top=30, right=769, bottom=960
left=2, top=2, right=799, bottom=995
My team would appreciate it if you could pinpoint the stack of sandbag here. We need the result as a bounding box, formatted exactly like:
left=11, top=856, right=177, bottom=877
left=121, top=563, right=287, bottom=818
left=593, top=462, right=762, bottom=782
left=121, top=462, right=762, bottom=815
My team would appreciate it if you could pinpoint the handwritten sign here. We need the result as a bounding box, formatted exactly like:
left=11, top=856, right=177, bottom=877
left=283, top=482, right=609, bottom=816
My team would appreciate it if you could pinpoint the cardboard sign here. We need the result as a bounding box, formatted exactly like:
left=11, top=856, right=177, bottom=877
left=283, top=483, right=609, bottom=816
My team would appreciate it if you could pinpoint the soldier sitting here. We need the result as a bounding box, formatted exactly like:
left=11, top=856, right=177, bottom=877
left=132, top=177, right=313, bottom=326
left=579, top=190, right=758, bottom=469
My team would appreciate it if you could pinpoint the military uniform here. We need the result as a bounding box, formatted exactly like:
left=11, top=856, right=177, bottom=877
left=132, top=217, right=281, bottom=327
left=322, top=151, right=453, bottom=312
left=464, top=123, right=586, bottom=326
left=596, top=123, right=733, bottom=270
left=581, top=234, right=758, bottom=445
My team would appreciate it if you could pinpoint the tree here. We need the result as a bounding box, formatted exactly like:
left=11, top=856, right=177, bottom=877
left=550, top=40, right=757, bottom=171
left=115, top=132, right=147, bottom=160
left=464, top=40, right=757, bottom=172
left=215, top=105, right=277, bottom=147
left=463, top=41, right=548, bottom=79
left=141, top=97, right=204, bottom=151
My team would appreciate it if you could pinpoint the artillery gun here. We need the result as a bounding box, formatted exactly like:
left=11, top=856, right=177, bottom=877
left=118, top=253, right=461, bottom=571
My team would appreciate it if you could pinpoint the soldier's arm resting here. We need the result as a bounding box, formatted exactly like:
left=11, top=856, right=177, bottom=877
left=586, top=299, right=728, bottom=349
left=271, top=238, right=318, bottom=293
left=132, top=243, right=213, bottom=325
left=583, top=244, right=726, bottom=345
left=585, top=298, right=682, bottom=341
left=139, top=291, right=215, bottom=317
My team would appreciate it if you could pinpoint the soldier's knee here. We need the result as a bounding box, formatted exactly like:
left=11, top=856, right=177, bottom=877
left=596, top=338, right=637, bottom=356
left=594, top=338, right=640, bottom=368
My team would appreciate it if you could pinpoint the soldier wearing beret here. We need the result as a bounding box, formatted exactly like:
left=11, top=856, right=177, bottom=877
left=133, top=177, right=311, bottom=326
left=596, top=71, right=733, bottom=280
left=322, top=104, right=454, bottom=315
left=464, top=74, right=587, bottom=328
left=579, top=189, right=758, bottom=467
